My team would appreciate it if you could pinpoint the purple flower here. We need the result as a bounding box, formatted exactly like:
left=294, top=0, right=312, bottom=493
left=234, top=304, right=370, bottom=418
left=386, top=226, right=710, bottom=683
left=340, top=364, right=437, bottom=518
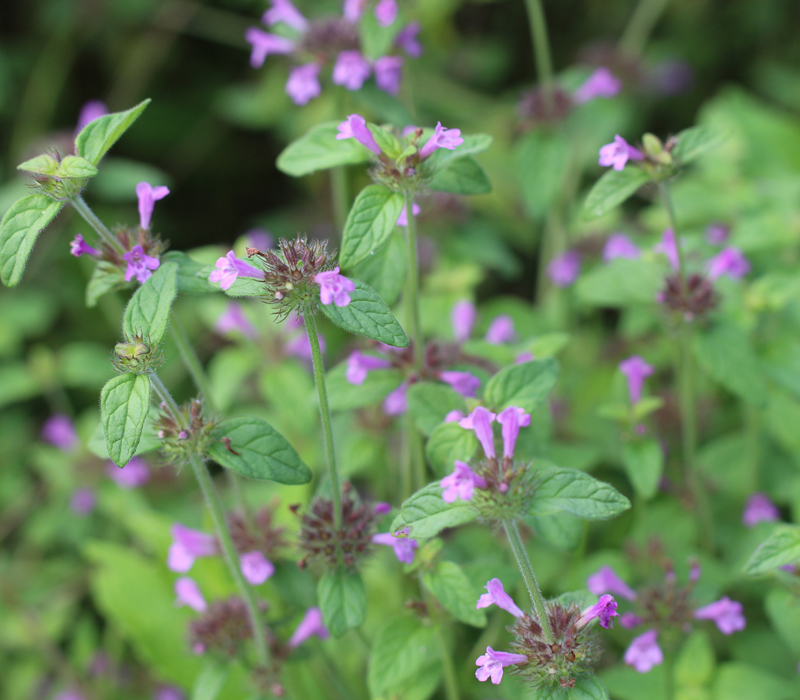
left=286, top=63, right=322, bottom=105
left=345, top=351, right=392, bottom=385
left=440, top=461, right=487, bottom=503
left=451, top=300, right=476, bottom=343
left=374, top=0, right=398, bottom=26
left=587, top=565, right=637, bottom=601
left=459, top=406, right=497, bottom=460
left=244, top=28, right=294, bottom=68
left=332, top=50, right=371, bottom=91
left=315, top=266, right=356, bottom=306
left=475, top=647, right=528, bottom=684
left=70, top=488, right=96, bottom=516
left=209, top=250, right=263, bottom=291
left=706, top=223, right=730, bottom=245
left=547, top=250, right=581, bottom=287
left=70, top=234, right=100, bottom=258
left=383, top=382, right=408, bottom=415
left=343, top=0, right=366, bottom=23
left=515, top=351, right=534, bottom=364
left=485, top=315, right=515, bottom=344
left=654, top=228, right=679, bottom=270
left=396, top=22, right=423, bottom=57
left=439, top=370, right=480, bottom=398
left=419, top=122, right=464, bottom=159
left=619, top=355, right=654, bottom=405
left=707, top=247, right=750, bottom=280
left=289, top=607, right=330, bottom=648
left=247, top=229, right=274, bottom=251
left=374, top=502, right=392, bottom=515
left=240, top=551, right=275, bottom=585
left=476, top=578, right=525, bottom=618
left=694, top=596, right=746, bottom=634
left=337, top=114, right=382, bottom=155
left=396, top=201, right=421, bottom=227
left=174, top=577, right=207, bottom=612
left=374, top=55, right=403, bottom=95
left=624, top=629, right=663, bottom=673
left=573, top=67, right=622, bottom=104
left=620, top=612, right=642, bottom=628
left=76, top=100, right=108, bottom=132
left=167, top=524, right=217, bottom=573
left=215, top=303, right=257, bottom=339
left=373, top=532, right=418, bottom=564
left=154, top=685, right=186, bottom=700
left=136, top=181, right=170, bottom=230
left=496, top=406, right=531, bottom=460
left=742, top=492, right=780, bottom=528
left=599, top=135, right=644, bottom=171
left=285, top=330, right=322, bottom=361
left=107, top=457, right=150, bottom=489
left=123, top=245, right=160, bottom=284
left=263, top=0, right=308, bottom=31
left=444, top=409, right=465, bottom=423
left=603, top=234, right=640, bottom=262
left=42, top=414, right=78, bottom=451
left=577, top=594, right=619, bottom=629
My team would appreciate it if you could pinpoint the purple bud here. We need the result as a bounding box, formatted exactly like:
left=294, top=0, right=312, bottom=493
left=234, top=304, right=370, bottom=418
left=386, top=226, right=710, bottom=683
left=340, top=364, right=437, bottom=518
left=286, top=63, right=322, bottom=105
left=70, top=488, right=96, bottom=516
left=573, top=67, right=621, bottom=104
left=547, top=250, right=581, bottom=287
left=240, top=551, right=275, bottom=585
left=374, top=0, right=398, bottom=26
left=707, top=247, right=750, bottom=280
left=742, top=492, right=780, bottom=528
left=289, top=607, right=329, bottom=648
left=395, top=22, right=423, bottom=57
left=263, top=0, right=308, bottom=32
left=123, top=245, right=160, bottom=284
left=485, top=315, right=515, bottom=344
left=174, top=577, right=207, bottom=612
left=419, top=122, right=464, bottom=159
left=315, top=266, right=356, bottom=306
left=475, top=647, right=528, bottom=685
left=476, top=578, right=525, bottom=617
left=244, top=28, right=294, bottom=68
left=624, top=629, right=663, bottom=673
left=336, top=114, right=382, bottom=155
left=372, top=532, right=418, bottom=564
left=70, top=234, right=101, bottom=258
left=458, top=406, right=497, bottom=460
left=618, top=355, right=654, bottom=405
left=496, top=406, right=531, bottom=460
left=42, top=414, right=78, bottom=451
left=587, top=565, right=637, bottom=601
left=451, top=300, right=476, bottom=343
left=603, top=234, right=640, bottom=262
left=107, top=457, right=150, bottom=489
left=209, top=250, right=263, bottom=291
left=332, top=50, right=371, bottom=91
left=135, top=181, right=169, bottom=230
left=598, top=135, right=644, bottom=171
left=439, top=370, right=481, bottom=398
left=694, top=596, right=746, bottom=634
left=374, top=55, right=404, bottom=95
left=440, top=460, right=487, bottom=503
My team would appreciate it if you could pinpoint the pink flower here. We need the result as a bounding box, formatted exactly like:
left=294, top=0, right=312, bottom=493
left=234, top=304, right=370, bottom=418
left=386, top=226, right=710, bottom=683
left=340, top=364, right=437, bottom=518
left=396, top=22, right=423, bottom=57
left=374, top=55, right=403, bottom=95
left=547, top=250, right=580, bottom=287
left=620, top=612, right=642, bottom=628
left=440, top=461, right=487, bottom=503
left=598, top=135, right=644, bottom=171
left=396, top=201, right=420, bottom=227
left=459, top=406, right=497, bottom=460
left=70, top=234, right=100, bottom=258
left=263, top=0, right=308, bottom=31
left=174, top=577, right=207, bottom=612
left=587, top=565, right=637, bottom=601
left=654, top=228, right=679, bottom=270
left=332, top=50, right=371, bottom=91
left=343, top=0, right=366, bottom=23
left=742, top=492, right=780, bottom=528
left=485, top=315, right=515, bottom=344
left=70, top=488, right=96, bottom=516
left=215, top=303, right=257, bottom=339
left=373, top=532, right=418, bottom=564
left=337, top=113, right=382, bottom=155
left=285, top=330, right=323, bottom=361
left=240, top=551, right=275, bottom=585
left=603, top=234, right=640, bottom=262
left=577, top=594, right=619, bottom=629
left=247, top=229, right=274, bottom=251
left=42, top=414, right=78, bottom=451
left=573, top=67, right=621, bottom=104
left=619, top=355, right=654, bottom=405
left=167, top=524, right=217, bottom=573
left=374, top=502, right=392, bottom=515
left=383, top=382, right=408, bottom=415
left=444, top=409, right=465, bottom=423
left=286, top=63, right=322, bottom=105
left=694, top=597, right=746, bottom=634
left=707, top=247, right=750, bottom=280
left=315, top=266, right=355, bottom=306
left=419, top=122, right=464, bottom=159
left=439, top=370, right=480, bottom=398
left=75, top=100, right=108, bottom=132
left=244, top=28, right=294, bottom=68
left=705, top=223, right=730, bottom=245
left=496, top=406, right=531, bottom=459
left=476, top=578, right=525, bottom=618
left=345, top=351, right=392, bottom=385
left=136, top=181, right=170, bottom=230
left=451, top=300, right=476, bottom=342
left=475, top=647, right=528, bottom=684
left=289, top=607, right=330, bottom=647
left=624, top=629, right=663, bottom=672
left=123, top=245, right=160, bottom=284
left=107, top=457, right=150, bottom=489
left=374, top=0, right=398, bottom=26
left=209, top=250, right=263, bottom=291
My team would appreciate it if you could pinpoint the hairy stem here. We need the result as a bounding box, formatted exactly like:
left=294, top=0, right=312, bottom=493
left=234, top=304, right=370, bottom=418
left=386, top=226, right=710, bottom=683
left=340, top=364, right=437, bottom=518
left=523, top=0, right=555, bottom=106
left=619, top=0, right=670, bottom=58
left=71, top=195, right=127, bottom=257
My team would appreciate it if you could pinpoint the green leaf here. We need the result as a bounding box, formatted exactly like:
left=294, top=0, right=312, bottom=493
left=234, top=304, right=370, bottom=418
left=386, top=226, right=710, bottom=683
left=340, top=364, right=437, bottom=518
left=325, top=362, right=404, bottom=412
left=276, top=121, right=372, bottom=177
left=582, top=167, right=650, bottom=219
left=423, top=561, right=487, bottom=627
left=339, top=185, right=405, bottom=268
left=575, top=259, right=665, bottom=307
left=674, top=630, right=715, bottom=688
left=208, top=416, right=311, bottom=484
left=368, top=124, right=402, bottom=158
left=88, top=404, right=161, bottom=459
left=530, top=676, right=611, bottom=700
left=672, top=126, right=725, bottom=165
left=57, top=155, right=99, bottom=179
left=406, top=382, right=466, bottom=436
left=765, top=587, right=800, bottom=654
left=426, top=133, right=493, bottom=170
left=17, top=154, right=61, bottom=176
left=122, top=262, right=178, bottom=346
left=75, top=99, right=151, bottom=165
left=192, top=662, right=229, bottom=700
left=348, top=230, right=407, bottom=306
left=530, top=464, right=631, bottom=520
left=526, top=511, right=584, bottom=551
left=515, top=129, right=569, bottom=217
left=712, top=662, right=797, bottom=700
left=358, top=8, right=400, bottom=60
left=391, top=481, right=478, bottom=539
left=425, top=421, right=478, bottom=478
left=319, top=277, right=408, bottom=347
left=743, top=524, right=800, bottom=574
left=428, top=156, right=492, bottom=195
left=621, top=439, right=663, bottom=500
left=0, top=195, right=63, bottom=287
left=483, top=358, right=558, bottom=413
left=317, top=568, right=366, bottom=637
left=86, top=261, right=127, bottom=307
left=693, top=325, right=767, bottom=407
left=161, top=251, right=214, bottom=294
left=100, top=373, right=152, bottom=467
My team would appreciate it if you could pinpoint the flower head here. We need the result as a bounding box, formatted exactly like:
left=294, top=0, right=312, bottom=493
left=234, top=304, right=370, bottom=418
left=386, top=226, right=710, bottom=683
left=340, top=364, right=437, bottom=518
left=215, top=303, right=257, bottom=339
left=372, top=532, right=418, bottom=564
left=742, top=492, right=780, bottom=527
left=654, top=228, right=679, bottom=270
left=577, top=594, right=619, bottom=629
left=168, top=524, right=218, bottom=573
left=476, top=578, right=525, bottom=617
left=396, top=201, right=421, bottom=227
left=624, top=629, right=663, bottom=672
left=374, top=55, right=403, bottom=95
left=286, top=63, right=322, bottom=105
left=383, top=382, right=408, bottom=415
left=599, top=135, right=644, bottom=171
left=345, top=351, right=392, bottom=385
left=336, top=114, right=382, bottom=155
left=70, top=488, right=96, bottom=516
left=694, top=596, right=746, bottom=634
left=209, top=250, right=264, bottom=291
left=332, top=50, right=371, bottom=91
left=440, top=460, right=487, bottom=503
left=123, top=245, right=160, bottom=284
left=396, top=22, right=423, bottom=57
left=573, top=67, right=621, bottom=104
left=107, top=457, right=150, bottom=489
left=42, top=414, right=78, bottom=451
left=239, top=551, right=275, bottom=585
left=289, top=607, right=330, bottom=648
left=263, top=0, right=308, bottom=31
left=707, top=247, right=750, bottom=280
left=587, top=565, right=637, bottom=601
left=315, top=266, right=355, bottom=306
left=451, top=300, right=476, bottom=342
left=603, top=234, right=640, bottom=262
left=70, top=234, right=100, bottom=258
left=374, top=0, right=398, bottom=26
left=175, top=577, right=207, bottom=612
left=547, top=250, right=581, bottom=287
left=459, top=406, right=497, bottom=460
left=439, top=370, right=480, bottom=398
left=485, top=315, right=516, bottom=344
left=244, top=28, right=294, bottom=68
left=136, top=181, right=170, bottom=230
left=496, top=406, right=531, bottom=459
left=419, top=122, right=464, bottom=159
left=475, top=647, right=528, bottom=684
left=619, top=355, right=654, bottom=405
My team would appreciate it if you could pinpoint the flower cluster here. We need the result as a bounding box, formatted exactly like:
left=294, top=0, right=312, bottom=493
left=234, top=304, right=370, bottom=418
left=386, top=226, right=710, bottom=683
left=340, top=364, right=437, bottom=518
left=155, top=398, right=217, bottom=466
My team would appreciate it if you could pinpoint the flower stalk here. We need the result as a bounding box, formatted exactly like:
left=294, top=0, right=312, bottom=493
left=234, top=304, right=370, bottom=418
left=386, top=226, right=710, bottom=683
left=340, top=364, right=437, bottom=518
left=71, top=194, right=127, bottom=257
left=523, top=0, right=555, bottom=108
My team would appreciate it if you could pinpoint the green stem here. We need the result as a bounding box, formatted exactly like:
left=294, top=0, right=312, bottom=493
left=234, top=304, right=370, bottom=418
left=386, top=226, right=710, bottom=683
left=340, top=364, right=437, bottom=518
left=304, top=312, right=342, bottom=529
left=618, top=0, right=670, bottom=58
left=150, top=373, right=181, bottom=421
left=658, top=182, right=686, bottom=291
left=170, top=317, right=217, bottom=413
left=403, top=194, right=423, bottom=370
left=502, top=520, right=554, bottom=644
left=523, top=0, right=555, bottom=106
left=71, top=195, right=127, bottom=257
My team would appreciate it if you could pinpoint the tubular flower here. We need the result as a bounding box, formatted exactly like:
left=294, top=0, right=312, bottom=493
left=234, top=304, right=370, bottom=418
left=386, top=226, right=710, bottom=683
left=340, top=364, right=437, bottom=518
left=693, top=596, right=746, bottom=634
left=618, top=356, right=654, bottom=405
left=209, top=251, right=264, bottom=291
left=459, top=406, right=497, bottom=460
left=476, top=578, right=525, bottom=618
left=598, top=135, right=644, bottom=171
left=577, top=594, right=619, bottom=629
left=289, top=607, right=329, bottom=648
left=587, top=565, right=638, bottom=601
left=440, top=461, right=487, bottom=503
left=624, top=629, right=663, bottom=673
left=314, top=266, right=356, bottom=306
left=475, top=647, right=528, bottom=685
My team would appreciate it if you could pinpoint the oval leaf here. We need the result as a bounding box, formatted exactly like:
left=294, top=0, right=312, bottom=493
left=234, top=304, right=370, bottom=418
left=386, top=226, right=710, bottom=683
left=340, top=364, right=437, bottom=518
left=672, top=126, right=725, bottom=165
left=122, top=262, right=178, bottom=345
left=340, top=185, right=405, bottom=268
left=483, top=358, right=559, bottom=413
left=276, top=121, right=372, bottom=177
left=58, top=155, right=99, bottom=179
left=744, top=524, right=800, bottom=574
left=0, top=195, right=64, bottom=287
left=406, top=382, right=466, bottom=436
left=425, top=421, right=478, bottom=478
left=161, top=251, right=215, bottom=294
left=621, top=439, right=663, bottom=500
left=317, top=568, right=366, bottom=637
left=100, top=373, right=152, bottom=467
left=208, top=416, right=311, bottom=484
left=75, top=99, right=151, bottom=166
left=348, top=230, right=407, bottom=306
left=531, top=464, right=631, bottom=520
left=582, top=167, right=650, bottom=220
left=423, top=561, right=487, bottom=627
left=391, top=481, right=477, bottom=539
left=428, top=156, right=492, bottom=195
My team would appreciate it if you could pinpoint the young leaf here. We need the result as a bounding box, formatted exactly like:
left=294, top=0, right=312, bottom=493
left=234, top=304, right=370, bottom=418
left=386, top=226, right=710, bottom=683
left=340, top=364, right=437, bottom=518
left=483, top=358, right=559, bottom=413
left=582, top=167, right=650, bottom=220
left=530, top=464, right=631, bottom=520
left=17, top=154, right=61, bottom=176
left=319, top=278, right=409, bottom=347
left=100, top=373, right=152, bottom=467
left=276, top=121, right=372, bottom=177
left=621, top=439, right=663, bottom=500
left=122, top=262, right=178, bottom=346
left=209, top=416, right=312, bottom=484
left=423, top=561, right=487, bottom=627
left=391, top=481, right=478, bottom=539
left=57, top=155, right=100, bottom=179
left=339, top=185, right=405, bottom=268
left=317, top=568, right=366, bottom=637
left=406, top=382, right=466, bottom=436
left=0, top=195, right=64, bottom=287
left=428, top=156, right=492, bottom=195
left=425, top=421, right=478, bottom=478
left=75, top=99, right=151, bottom=166
left=743, top=524, right=800, bottom=574
left=368, top=124, right=402, bottom=158
left=348, top=230, right=407, bottom=306
left=672, top=126, right=725, bottom=165
left=160, top=251, right=215, bottom=294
